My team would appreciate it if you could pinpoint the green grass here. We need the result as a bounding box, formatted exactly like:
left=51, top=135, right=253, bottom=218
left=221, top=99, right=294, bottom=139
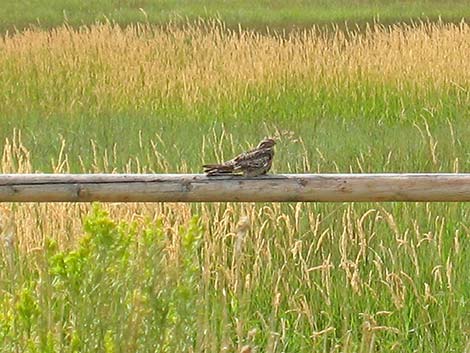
left=1, top=18, right=470, bottom=353
left=2, top=89, right=470, bottom=349
left=1, top=83, right=469, bottom=174
left=0, top=0, right=469, bottom=33
left=2, top=200, right=470, bottom=352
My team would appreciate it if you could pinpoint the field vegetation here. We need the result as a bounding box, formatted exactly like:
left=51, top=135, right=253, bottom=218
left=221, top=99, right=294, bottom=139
left=1, top=0, right=470, bottom=33
left=1, top=21, right=469, bottom=173
left=0, top=18, right=470, bottom=352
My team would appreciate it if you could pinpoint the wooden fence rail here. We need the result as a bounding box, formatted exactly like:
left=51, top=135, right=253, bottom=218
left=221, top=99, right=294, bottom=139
left=1, top=174, right=470, bottom=202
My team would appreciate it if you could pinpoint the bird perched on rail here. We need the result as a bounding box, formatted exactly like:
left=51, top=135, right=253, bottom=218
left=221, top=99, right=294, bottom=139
left=203, top=138, right=276, bottom=177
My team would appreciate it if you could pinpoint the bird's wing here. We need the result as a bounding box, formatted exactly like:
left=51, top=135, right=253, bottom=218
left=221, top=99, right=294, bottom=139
left=233, top=147, right=263, bottom=163
left=234, top=149, right=272, bottom=169
left=202, top=149, right=253, bottom=174
left=205, top=146, right=270, bottom=169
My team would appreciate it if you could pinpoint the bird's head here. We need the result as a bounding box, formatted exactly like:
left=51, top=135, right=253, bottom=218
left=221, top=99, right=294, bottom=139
left=257, top=138, right=276, bottom=149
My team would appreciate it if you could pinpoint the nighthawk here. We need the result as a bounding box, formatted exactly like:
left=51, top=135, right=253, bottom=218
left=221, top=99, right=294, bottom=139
left=203, top=138, right=276, bottom=177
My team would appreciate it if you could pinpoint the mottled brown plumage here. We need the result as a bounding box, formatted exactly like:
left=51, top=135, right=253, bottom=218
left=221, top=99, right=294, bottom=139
left=203, top=138, right=276, bottom=177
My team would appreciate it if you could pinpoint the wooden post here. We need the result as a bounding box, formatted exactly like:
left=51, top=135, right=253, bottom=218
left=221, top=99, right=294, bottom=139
left=1, top=174, right=470, bottom=202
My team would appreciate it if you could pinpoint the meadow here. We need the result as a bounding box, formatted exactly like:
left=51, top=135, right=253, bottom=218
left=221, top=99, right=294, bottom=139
left=1, top=0, right=470, bottom=33
left=0, top=19, right=470, bottom=352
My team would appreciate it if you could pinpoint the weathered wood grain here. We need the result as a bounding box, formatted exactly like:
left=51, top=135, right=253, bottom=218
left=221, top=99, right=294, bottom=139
left=1, top=174, right=470, bottom=202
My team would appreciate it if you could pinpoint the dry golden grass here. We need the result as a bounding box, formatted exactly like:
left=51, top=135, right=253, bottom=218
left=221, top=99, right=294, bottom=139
left=1, top=21, right=469, bottom=114
left=1, top=21, right=470, bottom=351
left=1, top=130, right=470, bottom=351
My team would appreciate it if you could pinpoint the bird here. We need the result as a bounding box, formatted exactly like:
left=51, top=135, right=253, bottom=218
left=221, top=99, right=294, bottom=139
left=203, top=138, right=276, bottom=177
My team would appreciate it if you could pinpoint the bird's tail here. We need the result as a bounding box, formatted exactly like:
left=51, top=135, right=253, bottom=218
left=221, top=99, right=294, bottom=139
left=203, top=164, right=235, bottom=176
